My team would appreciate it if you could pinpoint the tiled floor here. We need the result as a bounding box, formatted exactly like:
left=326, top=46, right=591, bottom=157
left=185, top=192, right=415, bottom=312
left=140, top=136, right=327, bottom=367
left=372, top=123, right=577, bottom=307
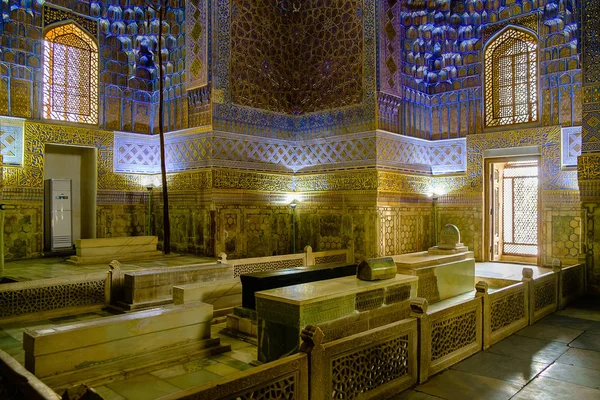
left=2, top=254, right=217, bottom=281
left=92, top=323, right=256, bottom=400
left=0, top=309, right=120, bottom=366
left=392, top=296, right=600, bottom=400
left=1, top=258, right=594, bottom=399
left=0, top=315, right=256, bottom=400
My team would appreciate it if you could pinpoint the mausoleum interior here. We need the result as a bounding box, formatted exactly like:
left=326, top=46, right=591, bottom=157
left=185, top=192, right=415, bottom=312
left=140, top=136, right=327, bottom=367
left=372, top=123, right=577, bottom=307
left=1, top=0, right=600, bottom=399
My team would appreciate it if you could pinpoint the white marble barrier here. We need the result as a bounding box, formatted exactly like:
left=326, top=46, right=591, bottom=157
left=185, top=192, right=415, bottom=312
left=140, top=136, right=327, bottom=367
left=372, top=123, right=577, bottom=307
left=255, top=274, right=418, bottom=362
left=393, top=251, right=475, bottom=303
left=173, top=279, right=242, bottom=314
left=68, top=236, right=162, bottom=265
left=23, top=302, right=214, bottom=378
left=122, top=263, right=233, bottom=308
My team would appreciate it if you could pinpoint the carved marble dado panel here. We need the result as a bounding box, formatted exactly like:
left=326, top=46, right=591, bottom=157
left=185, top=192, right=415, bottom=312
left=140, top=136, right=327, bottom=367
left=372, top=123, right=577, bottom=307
left=377, top=207, right=431, bottom=256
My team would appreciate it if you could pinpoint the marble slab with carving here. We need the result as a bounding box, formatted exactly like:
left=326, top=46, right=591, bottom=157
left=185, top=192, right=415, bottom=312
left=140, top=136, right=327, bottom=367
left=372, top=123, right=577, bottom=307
left=393, top=251, right=475, bottom=304
left=255, top=274, right=418, bottom=362
left=393, top=224, right=475, bottom=303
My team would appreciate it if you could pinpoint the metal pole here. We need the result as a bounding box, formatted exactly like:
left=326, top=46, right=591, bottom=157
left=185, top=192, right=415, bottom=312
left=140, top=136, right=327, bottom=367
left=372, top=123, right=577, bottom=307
left=290, top=200, right=297, bottom=253
left=433, top=197, right=438, bottom=246
left=147, top=188, right=152, bottom=236
left=292, top=209, right=296, bottom=254
left=148, top=0, right=170, bottom=254
left=0, top=204, right=4, bottom=279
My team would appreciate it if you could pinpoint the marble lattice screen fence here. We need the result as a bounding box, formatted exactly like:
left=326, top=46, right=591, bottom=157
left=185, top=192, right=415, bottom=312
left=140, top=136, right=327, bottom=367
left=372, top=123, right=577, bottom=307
left=477, top=281, right=529, bottom=349
left=0, top=272, right=110, bottom=324
left=160, top=353, right=309, bottom=400
left=411, top=297, right=483, bottom=383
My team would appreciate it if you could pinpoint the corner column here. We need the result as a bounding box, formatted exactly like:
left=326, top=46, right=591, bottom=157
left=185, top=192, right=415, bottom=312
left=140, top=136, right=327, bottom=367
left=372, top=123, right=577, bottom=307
left=578, top=0, right=600, bottom=293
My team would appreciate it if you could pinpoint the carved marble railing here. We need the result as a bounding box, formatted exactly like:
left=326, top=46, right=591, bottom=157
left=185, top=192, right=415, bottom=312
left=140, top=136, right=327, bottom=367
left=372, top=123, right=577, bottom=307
left=0, top=350, right=60, bottom=400
left=307, top=243, right=355, bottom=266
left=159, top=353, right=309, bottom=400
left=0, top=272, right=110, bottom=324
left=558, top=263, right=585, bottom=309
left=226, top=253, right=306, bottom=278
left=301, top=319, right=418, bottom=400
left=223, top=245, right=354, bottom=278
left=525, top=269, right=558, bottom=323
left=410, top=296, right=483, bottom=383
left=477, top=281, right=529, bottom=349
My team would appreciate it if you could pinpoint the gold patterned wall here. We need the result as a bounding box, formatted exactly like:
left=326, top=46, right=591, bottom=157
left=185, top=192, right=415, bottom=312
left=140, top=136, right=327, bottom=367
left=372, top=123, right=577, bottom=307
left=0, top=121, right=585, bottom=263
left=432, top=126, right=581, bottom=264
left=229, top=0, right=363, bottom=114
left=1, top=121, right=146, bottom=259
left=2, top=121, right=143, bottom=192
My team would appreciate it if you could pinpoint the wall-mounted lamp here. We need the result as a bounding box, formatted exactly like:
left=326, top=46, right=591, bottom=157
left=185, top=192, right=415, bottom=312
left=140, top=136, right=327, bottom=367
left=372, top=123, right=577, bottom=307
left=426, top=186, right=446, bottom=200
left=290, top=198, right=298, bottom=253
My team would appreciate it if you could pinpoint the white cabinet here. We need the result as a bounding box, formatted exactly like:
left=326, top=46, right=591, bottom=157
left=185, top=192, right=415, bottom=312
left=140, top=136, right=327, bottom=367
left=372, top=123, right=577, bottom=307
left=44, top=179, right=73, bottom=251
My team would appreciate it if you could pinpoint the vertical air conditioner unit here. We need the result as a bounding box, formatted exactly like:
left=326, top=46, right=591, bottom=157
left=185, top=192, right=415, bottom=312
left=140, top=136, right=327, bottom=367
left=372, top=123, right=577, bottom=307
left=44, top=179, right=73, bottom=251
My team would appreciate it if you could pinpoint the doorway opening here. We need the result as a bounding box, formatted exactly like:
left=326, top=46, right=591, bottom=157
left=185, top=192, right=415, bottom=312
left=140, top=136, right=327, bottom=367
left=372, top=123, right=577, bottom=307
left=486, top=157, right=540, bottom=264
left=44, top=144, right=97, bottom=251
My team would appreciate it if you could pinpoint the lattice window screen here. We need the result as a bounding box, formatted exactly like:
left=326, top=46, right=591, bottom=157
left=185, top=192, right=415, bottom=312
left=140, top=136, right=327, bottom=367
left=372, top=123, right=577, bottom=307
left=43, top=23, right=98, bottom=125
left=502, top=163, right=538, bottom=256
left=485, top=28, right=538, bottom=127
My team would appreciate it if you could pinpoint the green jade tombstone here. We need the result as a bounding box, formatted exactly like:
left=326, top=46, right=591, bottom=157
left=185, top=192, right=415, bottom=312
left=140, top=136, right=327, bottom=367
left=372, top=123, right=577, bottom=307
left=357, top=257, right=398, bottom=281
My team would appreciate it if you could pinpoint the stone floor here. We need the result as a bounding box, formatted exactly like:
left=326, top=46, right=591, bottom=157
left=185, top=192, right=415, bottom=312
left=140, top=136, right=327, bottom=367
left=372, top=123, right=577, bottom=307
left=0, top=314, right=256, bottom=400
left=393, top=296, right=600, bottom=400
left=92, top=322, right=256, bottom=400
left=1, top=296, right=599, bottom=399
left=4, top=300, right=599, bottom=400
left=2, top=254, right=217, bottom=281
left=1, top=257, right=593, bottom=399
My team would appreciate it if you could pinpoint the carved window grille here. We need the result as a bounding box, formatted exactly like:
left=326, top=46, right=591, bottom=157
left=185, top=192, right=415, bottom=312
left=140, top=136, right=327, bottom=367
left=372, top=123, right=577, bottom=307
left=502, top=162, right=538, bottom=256
left=43, top=23, right=98, bottom=125
left=485, top=28, right=538, bottom=127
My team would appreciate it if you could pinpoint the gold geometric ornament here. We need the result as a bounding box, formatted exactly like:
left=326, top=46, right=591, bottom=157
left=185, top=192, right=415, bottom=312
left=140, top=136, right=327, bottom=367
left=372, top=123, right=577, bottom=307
left=43, top=23, right=99, bottom=125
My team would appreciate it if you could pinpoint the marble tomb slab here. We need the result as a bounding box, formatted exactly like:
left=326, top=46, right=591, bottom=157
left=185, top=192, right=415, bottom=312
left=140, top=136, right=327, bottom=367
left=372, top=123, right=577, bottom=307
left=255, top=274, right=417, bottom=362
left=173, top=279, right=242, bottom=315
left=393, top=251, right=475, bottom=303
left=122, top=263, right=233, bottom=307
left=68, top=236, right=162, bottom=265
left=23, top=302, right=214, bottom=378
left=357, top=257, right=397, bottom=280
left=240, top=262, right=357, bottom=310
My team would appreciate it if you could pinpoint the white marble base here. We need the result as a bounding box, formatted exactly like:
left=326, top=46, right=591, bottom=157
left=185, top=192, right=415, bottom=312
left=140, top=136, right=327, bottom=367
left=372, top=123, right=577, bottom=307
left=393, top=251, right=475, bottom=303
left=24, top=302, right=214, bottom=378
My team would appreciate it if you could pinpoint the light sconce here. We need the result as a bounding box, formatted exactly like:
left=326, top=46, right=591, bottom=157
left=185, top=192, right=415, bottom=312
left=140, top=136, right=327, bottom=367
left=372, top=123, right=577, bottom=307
left=142, top=175, right=161, bottom=191
left=426, top=186, right=446, bottom=200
